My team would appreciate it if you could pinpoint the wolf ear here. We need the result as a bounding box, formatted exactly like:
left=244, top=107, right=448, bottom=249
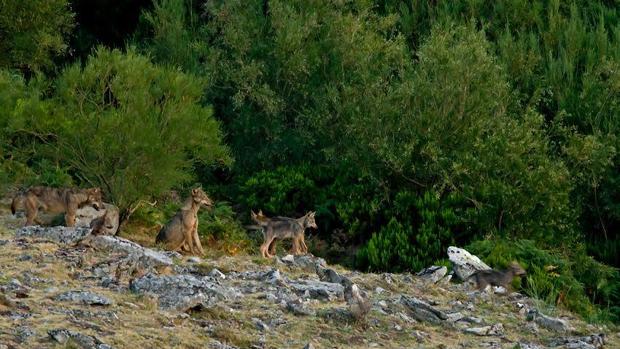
left=251, top=210, right=257, bottom=219
left=258, top=209, right=264, bottom=215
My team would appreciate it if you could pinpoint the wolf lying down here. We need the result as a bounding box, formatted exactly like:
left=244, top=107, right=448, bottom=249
left=11, top=186, right=104, bottom=227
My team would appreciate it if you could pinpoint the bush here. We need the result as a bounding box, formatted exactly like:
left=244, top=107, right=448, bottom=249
left=356, top=191, right=461, bottom=272
left=0, top=0, right=74, bottom=73
left=4, top=48, right=231, bottom=220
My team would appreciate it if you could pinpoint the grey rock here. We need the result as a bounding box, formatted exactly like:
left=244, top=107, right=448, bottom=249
left=129, top=273, right=237, bottom=311
left=252, top=317, right=270, bottom=331
left=289, top=279, right=344, bottom=300
left=187, top=256, right=202, bottom=263
left=281, top=254, right=295, bottom=263
left=262, top=269, right=282, bottom=284
left=527, top=309, right=571, bottom=332
left=48, top=329, right=112, bottom=349
left=549, top=334, right=605, bottom=349
left=447, top=246, right=491, bottom=280
left=209, top=340, right=239, bottom=349
left=464, top=323, right=504, bottom=336
left=88, top=235, right=175, bottom=268
left=400, top=295, right=448, bottom=324
left=303, top=344, right=315, bottom=349
left=208, top=268, right=226, bottom=279
left=446, top=312, right=465, bottom=322
left=56, top=291, right=113, bottom=306
left=282, top=254, right=327, bottom=272
left=16, top=225, right=91, bottom=244
left=15, top=326, right=35, bottom=343
left=517, top=343, right=544, bottom=349
left=416, top=265, right=448, bottom=283
left=316, top=267, right=343, bottom=284
left=286, top=299, right=316, bottom=316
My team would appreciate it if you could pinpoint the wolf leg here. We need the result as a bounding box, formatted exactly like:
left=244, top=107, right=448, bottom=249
left=191, top=221, right=204, bottom=256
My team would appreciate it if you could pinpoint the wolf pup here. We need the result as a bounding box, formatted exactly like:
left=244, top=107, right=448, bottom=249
left=89, top=203, right=120, bottom=236
left=156, top=187, right=213, bottom=256
left=11, top=186, right=103, bottom=227
left=251, top=210, right=317, bottom=258
left=469, top=262, right=527, bottom=291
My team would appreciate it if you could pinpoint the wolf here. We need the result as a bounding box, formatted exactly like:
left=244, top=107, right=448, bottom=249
left=11, top=186, right=103, bottom=227
left=251, top=210, right=317, bottom=258
left=155, top=187, right=213, bottom=256
left=89, top=203, right=120, bottom=236
left=468, top=262, right=527, bottom=291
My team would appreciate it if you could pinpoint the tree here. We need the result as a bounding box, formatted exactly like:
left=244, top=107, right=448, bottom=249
left=5, top=48, right=230, bottom=220
left=0, top=0, right=74, bottom=73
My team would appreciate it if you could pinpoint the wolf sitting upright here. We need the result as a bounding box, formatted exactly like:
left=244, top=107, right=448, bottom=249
left=156, top=188, right=212, bottom=256
left=11, top=186, right=103, bottom=227
left=251, top=210, right=317, bottom=258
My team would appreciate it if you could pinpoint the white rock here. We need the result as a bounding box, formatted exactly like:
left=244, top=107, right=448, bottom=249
left=447, top=246, right=491, bottom=280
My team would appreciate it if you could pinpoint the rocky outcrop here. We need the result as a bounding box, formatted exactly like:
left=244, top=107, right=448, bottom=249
left=129, top=273, right=238, bottom=311
left=447, top=246, right=491, bottom=280
left=416, top=266, right=448, bottom=284
left=55, top=291, right=113, bottom=306
left=400, top=295, right=448, bottom=324
left=48, top=329, right=112, bottom=349
left=87, top=235, right=176, bottom=268
left=527, top=309, right=572, bottom=332
left=15, top=225, right=91, bottom=244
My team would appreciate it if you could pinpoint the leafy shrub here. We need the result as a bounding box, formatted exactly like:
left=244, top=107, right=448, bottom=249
left=0, top=0, right=74, bottom=73
left=4, top=48, right=231, bottom=220
left=356, top=191, right=461, bottom=272
left=198, top=201, right=253, bottom=255
left=468, top=239, right=620, bottom=322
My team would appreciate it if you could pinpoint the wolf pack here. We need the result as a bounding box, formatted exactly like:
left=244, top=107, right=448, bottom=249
left=10, top=185, right=526, bottom=290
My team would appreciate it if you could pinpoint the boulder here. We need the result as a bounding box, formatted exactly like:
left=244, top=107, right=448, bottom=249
left=289, top=279, right=344, bottom=300
left=463, top=323, right=504, bottom=336
left=416, top=266, right=448, bottom=284
left=129, top=273, right=237, bottom=311
left=548, top=334, right=605, bottom=349
left=55, top=291, right=113, bottom=306
left=400, top=295, right=448, bottom=325
left=286, top=299, right=316, bottom=316
left=48, top=329, right=112, bottom=349
left=447, top=246, right=491, bottom=280
left=527, top=309, right=571, bottom=333
left=87, top=235, right=175, bottom=269
left=15, top=225, right=90, bottom=244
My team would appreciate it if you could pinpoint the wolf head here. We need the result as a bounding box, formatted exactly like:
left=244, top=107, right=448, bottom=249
left=86, top=187, right=104, bottom=210
left=191, top=187, right=213, bottom=208
left=251, top=209, right=269, bottom=224
left=304, top=211, right=317, bottom=229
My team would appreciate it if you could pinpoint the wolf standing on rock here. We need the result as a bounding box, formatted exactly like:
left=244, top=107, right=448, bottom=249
left=156, top=187, right=213, bottom=256
left=11, top=186, right=104, bottom=227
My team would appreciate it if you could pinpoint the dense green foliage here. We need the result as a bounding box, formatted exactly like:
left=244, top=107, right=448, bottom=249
left=0, top=0, right=618, bottom=321
left=1, top=48, right=230, bottom=217
left=0, top=0, right=74, bottom=73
